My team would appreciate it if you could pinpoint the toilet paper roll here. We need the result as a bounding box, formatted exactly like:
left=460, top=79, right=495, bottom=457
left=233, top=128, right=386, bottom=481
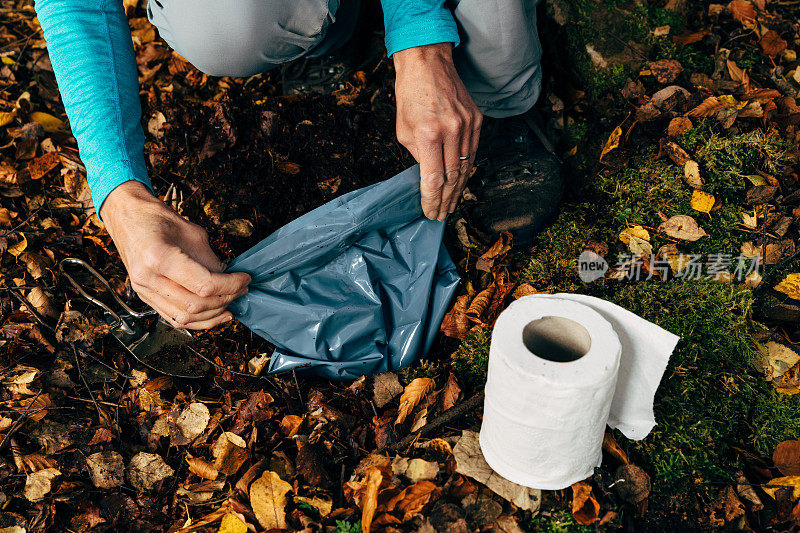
left=479, top=293, right=679, bottom=490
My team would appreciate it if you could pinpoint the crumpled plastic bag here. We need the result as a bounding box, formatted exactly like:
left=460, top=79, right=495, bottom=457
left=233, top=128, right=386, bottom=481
left=227, top=165, right=460, bottom=380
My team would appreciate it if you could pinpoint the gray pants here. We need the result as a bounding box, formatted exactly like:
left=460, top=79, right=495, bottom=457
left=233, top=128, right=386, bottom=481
left=146, top=0, right=542, bottom=118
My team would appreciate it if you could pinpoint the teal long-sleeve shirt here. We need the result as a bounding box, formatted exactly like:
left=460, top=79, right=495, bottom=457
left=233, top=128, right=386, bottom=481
left=34, top=0, right=460, bottom=215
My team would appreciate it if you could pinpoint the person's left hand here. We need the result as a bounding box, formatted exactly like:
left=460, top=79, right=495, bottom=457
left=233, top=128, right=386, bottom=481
left=393, top=43, right=482, bottom=221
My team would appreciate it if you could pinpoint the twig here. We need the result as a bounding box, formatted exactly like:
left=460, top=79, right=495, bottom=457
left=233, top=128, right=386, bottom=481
left=73, top=346, right=102, bottom=424
left=387, top=392, right=485, bottom=452
left=0, top=389, right=43, bottom=452
left=292, top=369, right=304, bottom=410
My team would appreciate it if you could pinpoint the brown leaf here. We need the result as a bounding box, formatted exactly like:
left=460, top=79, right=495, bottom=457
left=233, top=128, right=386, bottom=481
left=476, top=231, right=513, bottom=272
left=485, top=282, right=518, bottom=325
left=88, top=428, right=115, bottom=446
left=649, top=59, right=683, bottom=84
left=760, top=30, right=788, bottom=57
left=571, top=482, right=600, bottom=525
left=465, top=285, right=495, bottom=323
left=729, top=0, right=756, bottom=23
left=745, top=184, right=778, bottom=205
left=296, top=444, right=331, bottom=487
left=663, top=140, right=691, bottom=165
left=687, top=96, right=727, bottom=118
left=187, top=456, right=219, bottom=480
left=774, top=440, right=800, bottom=476
left=212, top=432, right=248, bottom=476
left=667, top=117, right=693, bottom=136
left=440, top=295, right=471, bottom=339
left=658, top=214, right=708, bottom=241
left=396, top=378, right=434, bottom=425
left=440, top=373, right=461, bottom=412
left=672, top=28, right=711, bottom=46
left=385, top=480, right=439, bottom=522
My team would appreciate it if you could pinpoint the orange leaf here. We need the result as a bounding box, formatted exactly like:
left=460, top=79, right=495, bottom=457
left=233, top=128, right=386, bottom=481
left=279, top=415, right=302, bottom=437
left=440, top=373, right=461, bottom=412
left=27, top=152, right=61, bottom=181
left=275, top=161, right=301, bottom=175
left=360, top=467, right=383, bottom=533
left=774, top=440, right=800, bottom=476
left=571, top=482, right=600, bottom=525
left=395, top=378, right=434, bottom=425
left=186, top=456, right=219, bottom=480
left=672, top=28, right=711, bottom=47
left=385, top=480, right=438, bottom=522
left=476, top=231, right=513, bottom=272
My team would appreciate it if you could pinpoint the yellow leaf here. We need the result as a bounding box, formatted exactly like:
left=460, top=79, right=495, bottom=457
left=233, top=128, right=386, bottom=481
left=775, top=273, right=800, bottom=301
left=691, top=190, right=715, bottom=213
left=618, top=225, right=650, bottom=244
left=0, top=109, right=17, bottom=127
left=395, top=377, right=434, bottom=425
left=600, top=126, right=622, bottom=160
left=249, top=470, right=292, bottom=530
left=218, top=513, right=248, bottom=533
left=7, top=234, right=27, bottom=257
left=762, top=476, right=800, bottom=499
left=29, top=111, right=64, bottom=133
left=776, top=386, right=800, bottom=395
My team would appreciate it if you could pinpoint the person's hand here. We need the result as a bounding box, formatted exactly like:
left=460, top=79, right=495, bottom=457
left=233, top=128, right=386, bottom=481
left=100, top=181, right=251, bottom=330
left=393, top=43, right=482, bottom=221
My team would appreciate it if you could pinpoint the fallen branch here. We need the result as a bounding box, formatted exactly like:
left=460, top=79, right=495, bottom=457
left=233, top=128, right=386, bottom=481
left=387, top=391, right=485, bottom=452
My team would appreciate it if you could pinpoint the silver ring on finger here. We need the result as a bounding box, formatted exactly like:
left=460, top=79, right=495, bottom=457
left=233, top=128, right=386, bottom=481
left=459, top=155, right=470, bottom=161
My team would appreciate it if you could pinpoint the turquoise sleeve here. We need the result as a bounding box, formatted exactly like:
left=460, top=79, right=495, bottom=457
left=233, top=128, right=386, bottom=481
left=35, top=0, right=153, bottom=216
left=379, top=0, right=460, bottom=57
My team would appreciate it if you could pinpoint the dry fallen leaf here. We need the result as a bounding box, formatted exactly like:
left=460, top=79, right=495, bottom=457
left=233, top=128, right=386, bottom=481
left=86, top=451, right=125, bottom=489
left=357, top=468, right=383, bottom=533
left=440, top=373, right=461, bottom=412
left=600, top=126, right=622, bottom=160
left=27, top=151, right=60, bottom=181
left=668, top=117, right=693, bottom=136
left=649, top=59, right=683, bottom=84
left=729, top=0, right=756, bottom=24
left=212, top=431, right=248, bottom=476
left=775, top=273, right=800, bottom=301
left=614, top=464, right=651, bottom=503
left=29, top=111, right=64, bottom=133
left=760, top=30, right=787, bottom=57
left=23, top=467, right=60, bottom=502
left=774, top=440, right=800, bottom=476
left=658, top=214, right=708, bottom=241
left=762, top=476, right=800, bottom=499
left=128, top=452, right=174, bottom=492
left=663, top=140, right=691, bottom=165
left=466, top=284, right=495, bottom=323
left=222, top=219, right=254, bottom=238
left=176, top=402, right=210, bottom=441
left=683, top=160, right=704, bottom=189
left=249, top=470, right=292, bottom=530
left=691, top=190, right=716, bottom=213
left=571, top=482, right=600, bottom=525
left=440, top=294, right=471, bottom=339
left=385, top=480, right=438, bottom=522
left=760, top=341, right=800, bottom=380
left=453, top=430, right=541, bottom=512
left=396, top=378, right=434, bottom=425
left=187, top=456, right=219, bottom=480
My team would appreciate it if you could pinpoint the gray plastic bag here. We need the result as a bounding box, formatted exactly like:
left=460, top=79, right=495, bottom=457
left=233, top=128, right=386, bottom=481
left=227, top=165, right=460, bottom=380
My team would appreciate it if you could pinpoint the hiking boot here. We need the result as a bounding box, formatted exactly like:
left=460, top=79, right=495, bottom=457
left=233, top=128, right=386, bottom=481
left=463, top=112, right=564, bottom=248
left=281, top=53, right=353, bottom=95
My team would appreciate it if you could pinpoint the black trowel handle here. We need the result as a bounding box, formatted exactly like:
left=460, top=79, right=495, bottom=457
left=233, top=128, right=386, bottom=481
left=59, top=258, right=154, bottom=333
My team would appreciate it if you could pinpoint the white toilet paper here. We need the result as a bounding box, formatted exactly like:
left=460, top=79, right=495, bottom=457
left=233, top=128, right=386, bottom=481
left=479, top=293, right=680, bottom=490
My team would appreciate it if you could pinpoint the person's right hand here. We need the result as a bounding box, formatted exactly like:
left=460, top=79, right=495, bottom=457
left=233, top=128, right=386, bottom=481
left=100, top=181, right=251, bottom=330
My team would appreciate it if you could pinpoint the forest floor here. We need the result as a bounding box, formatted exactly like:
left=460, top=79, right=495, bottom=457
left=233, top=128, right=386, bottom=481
left=2, top=0, right=800, bottom=531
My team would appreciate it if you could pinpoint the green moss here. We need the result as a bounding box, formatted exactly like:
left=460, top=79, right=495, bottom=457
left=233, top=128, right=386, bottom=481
left=451, top=328, right=491, bottom=390
left=564, top=120, right=589, bottom=146
left=526, top=510, right=596, bottom=532
left=398, top=360, right=441, bottom=385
